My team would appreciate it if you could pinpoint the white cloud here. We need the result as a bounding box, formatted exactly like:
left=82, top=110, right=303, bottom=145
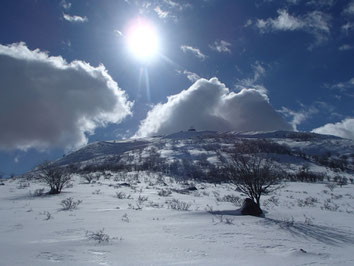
left=182, top=70, right=201, bottom=83
left=256, top=9, right=331, bottom=48
left=257, top=10, right=304, bottom=31
left=235, top=61, right=267, bottom=94
left=180, top=45, right=207, bottom=60
left=134, top=77, right=292, bottom=137
left=60, top=0, right=72, bottom=9
left=114, top=30, right=123, bottom=37
left=209, top=40, right=232, bottom=53
left=0, top=42, right=132, bottom=151
left=312, top=118, right=354, bottom=140
left=285, top=0, right=334, bottom=7
left=63, top=13, right=88, bottom=23
left=154, top=6, right=169, bottom=19
left=326, top=78, right=354, bottom=91
left=306, top=0, right=335, bottom=7
left=279, top=106, right=318, bottom=131
left=342, top=22, right=354, bottom=35
left=125, top=0, right=190, bottom=22
left=339, top=44, right=353, bottom=51
left=344, top=1, right=354, bottom=15
left=163, top=0, right=190, bottom=10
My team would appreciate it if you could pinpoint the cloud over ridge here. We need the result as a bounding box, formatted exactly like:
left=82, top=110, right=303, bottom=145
left=134, top=77, right=292, bottom=137
left=312, top=118, right=354, bottom=140
left=0, top=42, right=132, bottom=151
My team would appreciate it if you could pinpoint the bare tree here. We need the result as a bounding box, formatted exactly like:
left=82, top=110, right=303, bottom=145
left=36, top=161, right=72, bottom=194
left=228, top=154, right=283, bottom=208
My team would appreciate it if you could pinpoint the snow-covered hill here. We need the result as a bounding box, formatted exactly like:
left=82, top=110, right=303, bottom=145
left=54, top=130, right=354, bottom=180
left=1, top=130, right=354, bottom=265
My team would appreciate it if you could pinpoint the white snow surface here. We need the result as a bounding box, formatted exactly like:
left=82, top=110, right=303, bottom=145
left=1, top=173, right=354, bottom=266
left=2, top=130, right=354, bottom=265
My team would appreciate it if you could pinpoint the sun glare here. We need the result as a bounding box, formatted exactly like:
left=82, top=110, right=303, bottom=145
left=126, top=19, right=159, bottom=61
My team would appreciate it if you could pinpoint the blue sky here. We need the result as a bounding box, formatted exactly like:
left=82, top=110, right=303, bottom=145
left=0, top=0, right=354, bottom=176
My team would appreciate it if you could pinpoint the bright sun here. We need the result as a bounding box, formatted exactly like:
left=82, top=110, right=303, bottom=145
left=126, top=19, right=159, bottom=61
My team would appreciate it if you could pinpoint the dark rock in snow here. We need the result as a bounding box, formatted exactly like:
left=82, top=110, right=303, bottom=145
left=240, top=198, right=263, bottom=216
left=172, top=186, right=198, bottom=194
left=118, top=182, right=131, bottom=187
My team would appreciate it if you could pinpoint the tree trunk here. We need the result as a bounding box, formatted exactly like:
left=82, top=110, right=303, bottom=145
left=255, top=196, right=261, bottom=208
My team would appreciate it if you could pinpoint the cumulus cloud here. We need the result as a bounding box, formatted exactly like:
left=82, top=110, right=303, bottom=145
left=134, top=77, right=292, bottom=137
left=209, top=40, right=232, bottom=53
left=256, top=9, right=331, bottom=48
left=180, top=45, right=206, bottom=60
left=182, top=70, right=200, bottom=83
left=0, top=42, right=132, bottom=151
left=63, top=13, right=88, bottom=23
left=312, top=118, right=354, bottom=140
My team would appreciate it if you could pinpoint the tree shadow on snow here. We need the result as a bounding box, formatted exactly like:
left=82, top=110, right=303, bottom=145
left=208, top=209, right=243, bottom=216
left=262, top=218, right=354, bottom=246
left=207, top=208, right=267, bottom=218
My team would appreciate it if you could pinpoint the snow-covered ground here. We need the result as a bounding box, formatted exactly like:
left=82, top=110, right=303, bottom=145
left=1, top=172, right=354, bottom=266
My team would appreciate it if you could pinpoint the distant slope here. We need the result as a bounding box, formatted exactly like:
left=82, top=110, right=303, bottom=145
left=53, top=130, right=354, bottom=178
left=56, top=140, right=150, bottom=166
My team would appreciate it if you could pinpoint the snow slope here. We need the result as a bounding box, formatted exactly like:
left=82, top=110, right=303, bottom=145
left=1, top=130, right=354, bottom=265
left=1, top=173, right=354, bottom=265
left=53, top=130, right=354, bottom=179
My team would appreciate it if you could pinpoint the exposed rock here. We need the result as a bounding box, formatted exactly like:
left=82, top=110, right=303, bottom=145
left=240, top=198, right=263, bottom=216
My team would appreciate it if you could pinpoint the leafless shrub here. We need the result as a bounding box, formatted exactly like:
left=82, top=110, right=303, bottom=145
left=227, top=155, right=283, bottom=208
left=297, top=196, right=319, bottom=207
left=216, top=194, right=242, bottom=206
left=128, top=203, right=142, bottom=210
left=36, top=161, right=72, bottom=194
left=30, top=188, right=45, bottom=197
left=321, top=199, right=339, bottom=212
left=86, top=228, right=110, bottom=243
left=60, top=197, right=82, bottom=211
left=205, top=204, right=213, bottom=212
left=122, top=213, right=130, bottom=223
left=289, top=166, right=325, bottom=183
left=82, top=173, right=97, bottom=184
left=303, top=215, right=313, bottom=225
left=158, top=189, right=172, bottom=197
left=41, top=211, right=53, bottom=220
left=137, top=195, right=148, bottom=205
left=17, top=180, right=30, bottom=189
left=280, top=216, right=295, bottom=227
left=115, top=191, right=131, bottom=199
left=146, top=201, right=164, bottom=208
left=92, top=189, right=102, bottom=195
left=331, top=194, right=343, bottom=200
left=326, top=183, right=337, bottom=192
left=335, top=176, right=348, bottom=187
left=212, top=214, right=234, bottom=225
left=166, top=199, right=191, bottom=211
